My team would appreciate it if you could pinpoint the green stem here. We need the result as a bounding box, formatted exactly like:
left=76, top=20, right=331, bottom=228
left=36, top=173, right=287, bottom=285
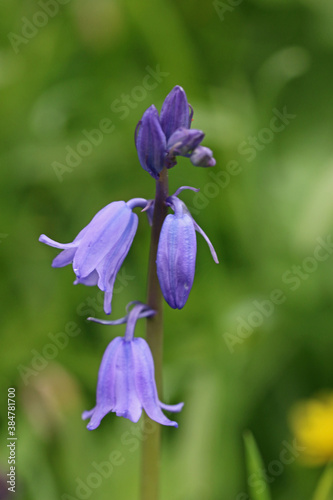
left=140, top=168, right=169, bottom=500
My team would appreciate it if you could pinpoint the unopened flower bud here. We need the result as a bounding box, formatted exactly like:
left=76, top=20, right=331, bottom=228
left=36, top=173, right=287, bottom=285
left=190, top=146, right=216, bottom=168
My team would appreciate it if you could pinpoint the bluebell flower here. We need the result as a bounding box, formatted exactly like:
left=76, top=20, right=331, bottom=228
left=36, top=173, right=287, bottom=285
left=39, top=198, right=148, bottom=315
left=83, top=302, right=184, bottom=428
left=135, top=86, right=215, bottom=178
left=156, top=187, right=219, bottom=309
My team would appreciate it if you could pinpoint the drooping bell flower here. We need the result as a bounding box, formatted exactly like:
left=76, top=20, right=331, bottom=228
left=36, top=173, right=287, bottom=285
left=39, top=198, right=148, bottom=315
left=135, top=86, right=215, bottom=178
left=156, top=187, right=219, bottom=309
left=83, top=302, right=184, bottom=429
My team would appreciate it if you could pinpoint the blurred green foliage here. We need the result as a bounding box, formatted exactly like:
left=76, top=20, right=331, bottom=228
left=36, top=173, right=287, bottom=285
left=1, top=0, right=333, bottom=498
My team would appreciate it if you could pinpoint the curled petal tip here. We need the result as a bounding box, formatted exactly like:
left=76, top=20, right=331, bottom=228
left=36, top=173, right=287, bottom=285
left=192, top=220, right=219, bottom=264
left=172, top=186, right=200, bottom=197
left=86, top=423, right=98, bottom=431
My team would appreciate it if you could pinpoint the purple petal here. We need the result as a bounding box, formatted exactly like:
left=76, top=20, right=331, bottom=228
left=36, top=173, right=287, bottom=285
left=159, top=401, right=184, bottom=413
left=132, top=338, right=180, bottom=427
left=167, top=128, right=204, bottom=156
left=192, top=220, right=219, bottom=264
left=74, top=269, right=99, bottom=286
left=97, top=214, right=138, bottom=291
left=135, top=105, right=167, bottom=179
left=157, top=213, right=197, bottom=309
left=83, top=404, right=113, bottom=431
left=73, top=201, right=132, bottom=279
left=103, top=292, right=112, bottom=315
left=52, top=248, right=77, bottom=268
left=82, top=337, right=123, bottom=430
left=160, top=86, right=191, bottom=140
left=172, top=186, right=200, bottom=197
left=39, top=234, right=77, bottom=250
left=113, top=340, right=142, bottom=423
left=40, top=214, right=95, bottom=268
left=96, top=214, right=138, bottom=314
left=96, top=336, right=124, bottom=406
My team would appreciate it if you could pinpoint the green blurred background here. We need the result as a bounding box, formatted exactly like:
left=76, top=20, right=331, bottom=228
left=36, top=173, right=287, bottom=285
left=1, top=0, right=333, bottom=498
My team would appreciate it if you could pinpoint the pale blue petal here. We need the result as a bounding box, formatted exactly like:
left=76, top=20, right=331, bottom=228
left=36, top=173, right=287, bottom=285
left=97, top=214, right=138, bottom=314
left=159, top=401, right=184, bottom=413
left=82, top=337, right=123, bottom=430
left=103, top=292, right=112, bottom=315
left=82, top=405, right=113, bottom=430
left=52, top=248, right=76, bottom=268
left=39, top=234, right=77, bottom=250
left=73, top=202, right=132, bottom=279
left=132, top=338, right=180, bottom=427
left=113, top=341, right=142, bottom=423
left=95, top=337, right=123, bottom=406
left=97, top=214, right=138, bottom=292
left=74, top=270, right=99, bottom=286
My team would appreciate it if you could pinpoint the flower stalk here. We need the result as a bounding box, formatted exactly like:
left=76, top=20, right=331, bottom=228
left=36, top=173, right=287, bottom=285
left=141, top=167, right=169, bottom=500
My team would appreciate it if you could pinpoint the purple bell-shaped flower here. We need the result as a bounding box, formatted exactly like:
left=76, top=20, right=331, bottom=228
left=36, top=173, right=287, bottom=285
left=83, top=302, right=184, bottom=428
left=39, top=198, right=148, bottom=315
left=156, top=187, right=219, bottom=309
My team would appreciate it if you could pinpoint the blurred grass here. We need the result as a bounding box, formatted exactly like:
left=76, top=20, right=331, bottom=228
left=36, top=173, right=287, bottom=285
left=1, top=0, right=333, bottom=498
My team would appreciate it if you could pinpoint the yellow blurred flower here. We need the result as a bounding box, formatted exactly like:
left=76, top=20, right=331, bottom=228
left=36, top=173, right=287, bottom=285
left=289, top=392, right=333, bottom=466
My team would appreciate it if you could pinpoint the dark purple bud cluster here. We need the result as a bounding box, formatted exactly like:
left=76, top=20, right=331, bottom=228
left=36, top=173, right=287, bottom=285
left=135, top=86, right=216, bottom=178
